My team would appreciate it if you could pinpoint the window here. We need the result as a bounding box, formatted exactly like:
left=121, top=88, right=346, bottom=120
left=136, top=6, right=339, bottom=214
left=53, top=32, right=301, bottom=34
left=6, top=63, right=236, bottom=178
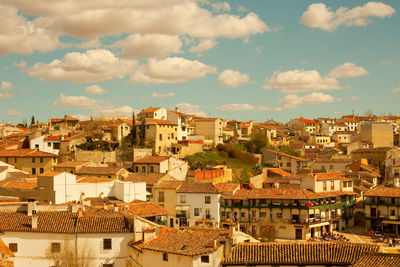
left=205, top=209, right=211, bottom=219
left=32, top=168, right=36, bottom=175
left=5, top=158, right=8, bottom=163
left=103, top=238, right=112, bottom=250
left=171, top=133, right=174, bottom=139
left=36, top=144, right=40, bottom=149
left=47, top=142, right=51, bottom=147
left=330, top=181, right=334, bottom=191
left=40, top=168, right=44, bottom=174
left=205, top=196, right=211, bottom=204
left=180, top=195, right=186, bottom=204
left=260, top=212, right=267, bottom=218
left=159, top=134, right=163, bottom=141
left=103, top=264, right=114, bottom=267
left=51, top=242, right=60, bottom=253
left=142, top=166, right=146, bottom=173
left=135, top=166, right=139, bottom=172
left=241, top=212, right=246, bottom=218
left=163, top=253, right=168, bottom=261
left=194, top=208, right=199, bottom=216
left=391, top=209, right=395, bottom=216
left=9, top=243, right=17, bottom=252
left=286, top=162, right=291, bottom=167
left=276, top=212, right=282, bottom=219
left=32, top=157, right=35, bottom=163
left=201, top=256, right=210, bottom=263
left=158, top=192, right=165, bottom=202
left=329, top=165, right=333, bottom=170
left=323, top=181, right=327, bottom=191
left=150, top=166, right=154, bottom=173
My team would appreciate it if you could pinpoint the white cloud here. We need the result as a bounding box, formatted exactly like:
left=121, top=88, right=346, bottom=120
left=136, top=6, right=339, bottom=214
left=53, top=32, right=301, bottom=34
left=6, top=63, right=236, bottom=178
left=72, top=114, right=90, bottom=121
left=130, top=57, right=217, bottom=84
left=328, top=62, right=369, bottom=78
left=176, top=102, right=207, bottom=117
left=76, top=38, right=102, bottom=49
left=6, top=109, right=22, bottom=116
left=152, top=92, right=175, bottom=98
left=113, top=34, right=182, bottom=59
left=393, top=88, right=400, bottom=93
left=264, top=69, right=341, bottom=94
left=27, top=49, right=137, bottom=84
left=54, top=93, right=137, bottom=116
left=278, top=92, right=337, bottom=109
left=85, top=85, right=108, bottom=95
left=0, top=81, right=13, bottom=99
left=238, top=5, right=248, bottom=12
left=380, top=60, right=391, bottom=65
left=0, top=4, right=61, bottom=55
left=300, top=2, right=395, bottom=32
left=350, top=96, right=360, bottom=101
left=189, top=39, right=217, bottom=53
left=4, top=1, right=269, bottom=40
left=211, top=2, right=231, bottom=12
left=216, top=103, right=273, bottom=111
left=13, top=61, right=27, bottom=68
left=218, top=69, right=250, bottom=88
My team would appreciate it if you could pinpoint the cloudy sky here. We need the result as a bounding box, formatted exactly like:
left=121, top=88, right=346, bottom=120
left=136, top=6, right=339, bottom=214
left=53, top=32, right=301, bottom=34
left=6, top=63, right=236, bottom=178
left=0, top=0, right=399, bottom=123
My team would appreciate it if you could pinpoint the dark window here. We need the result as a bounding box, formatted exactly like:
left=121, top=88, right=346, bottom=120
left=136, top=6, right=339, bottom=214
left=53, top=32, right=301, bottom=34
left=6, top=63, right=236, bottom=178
left=163, top=253, right=168, bottom=261
left=40, top=168, right=44, bottom=174
left=159, top=134, right=162, bottom=141
left=51, top=242, right=60, bottom=253
left=32, top=157, right=35, bottom=163
left=103, top=238, right=112, bottom=250
left=9, top=243, right=17, bottom=252
left=205, top=196, right=211, bottom=204
left=135, top=166, right=139, bottom=172
left=103, top=264, right=114, bottom=267
left=158, top=192, right=165, bottom=202
left=150, top=166, right=154, bottom=173
left=194, top=208, right=199, bottom=216
left=201, top=256, right=209, bottom=263
left=40, top=157, right=43, bottom=163
left=142, top=166, right=146, bottom=173
left=32, top=168, right=36, bottom=175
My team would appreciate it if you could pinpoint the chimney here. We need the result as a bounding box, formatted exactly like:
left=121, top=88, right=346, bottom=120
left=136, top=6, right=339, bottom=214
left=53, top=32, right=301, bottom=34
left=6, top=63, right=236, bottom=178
left=31, top=212, right=38, bottom=229
left=175, top=106, right=179, bottom=112
left=27, top=200, right=37, bottom=216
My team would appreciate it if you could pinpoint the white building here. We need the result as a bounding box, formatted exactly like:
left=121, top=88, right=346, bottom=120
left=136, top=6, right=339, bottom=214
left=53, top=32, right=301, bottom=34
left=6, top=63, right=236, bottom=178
left=37, top=171, right=146, bottom=204
left=30, top=135, right=67, bottom=155
left=167, top=108, right=190, bottom=141
left=133, top=156, right=188, bottom=181
left=176, top=182, right=220, bottom=227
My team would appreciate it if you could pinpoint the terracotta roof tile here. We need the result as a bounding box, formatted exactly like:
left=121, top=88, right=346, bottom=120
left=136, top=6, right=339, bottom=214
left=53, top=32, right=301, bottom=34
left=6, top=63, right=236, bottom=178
left=0, top=238, right=14, bottom=257
left=2, top=182, right=37, bottom=189
left=134, top=156, right=169, bottom=164
left=118, top=201, right=168, bottom=218
left=124, top=173, right=168, bottom=186
left=54, top=161, right=90, bottom=168
left=39, top=171, right=63, bottom=177
left=215, top=183, right=240, bottom=194
left=223, top=242, right=380, bottom=265
left=76, top=177, right=114, bottom=183
left=177, top=182, right=219, bottom=194
left=353, top=252, right=400, bottom=267
left=44, top=135, right=69, bottom=141
left=0, top=149, right=56, bottom=157
left=155, top=181, right=183, bottom=189
left=365, top=186, right=400, bottom=197
left=140, top=107, right=162, bottom=113
left=75, top=166, right=124, bottom=176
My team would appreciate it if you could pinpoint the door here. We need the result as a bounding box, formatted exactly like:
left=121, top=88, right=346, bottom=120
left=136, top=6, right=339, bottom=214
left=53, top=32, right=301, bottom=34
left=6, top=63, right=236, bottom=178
left=170, top=218, right=174, bottom=228
left=371, top=207, right=377, bottom=217
left=295, top=228, right=303, bottom=240
left=311, top=228, right=315, bottom=238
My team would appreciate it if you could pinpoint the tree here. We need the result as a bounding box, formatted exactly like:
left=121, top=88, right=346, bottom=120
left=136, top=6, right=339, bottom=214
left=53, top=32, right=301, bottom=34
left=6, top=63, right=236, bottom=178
left=257, top=219, right=277, bottom=242
left=245, top=133, right=268, bottom=154
left=139, top=119, right=145, bottom=146
left=131, top=112, right=137, bottom=146
left=46, top=238, right=95, bottom=267
left=31, top=116, right=35, bottom=126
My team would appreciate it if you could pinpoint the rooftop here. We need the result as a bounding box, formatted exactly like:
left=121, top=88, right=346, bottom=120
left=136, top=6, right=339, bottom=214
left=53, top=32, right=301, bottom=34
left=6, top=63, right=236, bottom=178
left=0, top=149, right=57, bottom=158
left=134, top=156, right=169, bottom=164
left=365, top=186, right=400, bottom=197
left=177, top=182, right=219, bottom=194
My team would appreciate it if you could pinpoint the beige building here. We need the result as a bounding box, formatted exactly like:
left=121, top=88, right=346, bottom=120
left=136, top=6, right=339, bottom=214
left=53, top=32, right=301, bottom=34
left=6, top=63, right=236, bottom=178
left=152, top=181, right=183, bottom=228
left=193, top=118, right=223, bottom=145
left=141, top=118, right=178, bottom=155
left=262, top=149, right=308, bottom=174
left=360, top=121, right=393, bottom=147
left=0, top=149, right=57, bottom=175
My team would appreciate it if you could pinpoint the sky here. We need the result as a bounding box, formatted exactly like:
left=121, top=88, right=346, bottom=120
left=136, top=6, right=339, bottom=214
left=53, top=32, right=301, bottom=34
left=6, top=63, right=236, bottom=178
left=0, top=0, right=399, bottom=124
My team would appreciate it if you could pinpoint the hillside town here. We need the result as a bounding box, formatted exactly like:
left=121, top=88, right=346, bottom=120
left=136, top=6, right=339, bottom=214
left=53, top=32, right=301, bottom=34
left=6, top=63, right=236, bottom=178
left=0, top=109, right=400, bottom=266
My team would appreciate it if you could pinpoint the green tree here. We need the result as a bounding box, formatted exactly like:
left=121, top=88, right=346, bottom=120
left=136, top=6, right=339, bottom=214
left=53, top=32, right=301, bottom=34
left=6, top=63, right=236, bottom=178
left=31, top=115, right=35, bottom=125
left=131, top=112, right=137, bottom=145
left=245, top=133, right=268, bottom=154
left=139, top=120, right=145, bottom=146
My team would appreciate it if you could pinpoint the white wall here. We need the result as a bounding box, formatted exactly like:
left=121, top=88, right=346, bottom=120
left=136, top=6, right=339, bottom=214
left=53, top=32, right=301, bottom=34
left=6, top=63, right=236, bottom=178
left=2, top=231, right=132, bottom=267
left=30, top=136, right=60, bottom=155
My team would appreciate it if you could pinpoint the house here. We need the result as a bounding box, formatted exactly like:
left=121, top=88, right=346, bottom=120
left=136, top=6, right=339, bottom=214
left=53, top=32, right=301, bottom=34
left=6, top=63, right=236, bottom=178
left=364, top=186, right=400, bottom=234
left=351, top=147, right=400, bottom=171
left=193, top=118, right=224, bottom=146
left=176, top=182, right=220, bottom=227
left=341, top=117, right=359, bottom=131
left=124, top=173, right=174, bottom=195
left=0, top=202, right=134, bottom=267
left=74, top=166, right=129, bottom=179
left=262, top=149, right=308, bottom=174
left=30, top=135, right=68, bottom=155
left=222, top=242, right=380, bottom=266
left=52, top=161, right=90, bottom=174
left=133, top=228, right=230, bottom=267
left=249, top=168, right=292, bottom=189
left=141, top=118, right=178, bottom=155
left=360, top=121, right=394, bottom=148
left=310, top=158, right=352, bottom=172
left=171, top=139, right=204, bottom=158
left=287, top=117, right=318, bottom=137
left=138, top=107, right=167, bottom=121
left=167, top=108, right=190, bottom=141
left=0, top=238, right=14, bottom=267
left=37, top=171, right=146, bottom=204
left=133, top=156, right=188, bottom=181
left=332, top=131, right=353, bottom=144
left=0, top=149, right=57, bottom=175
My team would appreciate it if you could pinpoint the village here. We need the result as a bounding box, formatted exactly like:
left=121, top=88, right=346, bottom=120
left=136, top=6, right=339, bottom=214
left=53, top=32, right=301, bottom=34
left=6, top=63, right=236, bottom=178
left=0, top=108, right=400, bottom=266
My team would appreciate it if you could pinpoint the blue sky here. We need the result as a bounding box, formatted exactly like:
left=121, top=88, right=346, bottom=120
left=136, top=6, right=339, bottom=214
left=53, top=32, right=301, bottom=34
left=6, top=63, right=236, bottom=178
left=0, top=0, right=399, bottom=124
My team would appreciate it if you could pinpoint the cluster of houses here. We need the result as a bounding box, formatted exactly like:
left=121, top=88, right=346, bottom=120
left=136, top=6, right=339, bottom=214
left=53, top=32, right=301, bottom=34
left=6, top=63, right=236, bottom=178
left=1, top=110, right=400, bottom=266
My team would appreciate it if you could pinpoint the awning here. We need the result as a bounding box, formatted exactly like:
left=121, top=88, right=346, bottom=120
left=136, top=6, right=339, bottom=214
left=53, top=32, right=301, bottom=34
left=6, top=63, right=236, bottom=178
left=176, top=205, right=190, bottom=211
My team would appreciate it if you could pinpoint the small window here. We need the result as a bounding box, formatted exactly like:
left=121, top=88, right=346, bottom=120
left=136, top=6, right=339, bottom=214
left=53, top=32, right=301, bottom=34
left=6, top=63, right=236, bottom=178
left=103, top=264, right=114, bottom=267
left=180, top=195, right=186, bottom=204
left=47, top=143, right=51, bottom=147
left=201, top=255, right=210, bottom=263
left=391, top=209, right=395, bottom=216
left=32, top=168, right=36, bottom=175
left=35, top=144, right=40, bottom=149
left=9, top=243, right=17, bottom=252
left=135, top=166, right=139, bottom=172
left=205, top=196, right=211, bottom=204
left=150, top=166, right=154, bottom=173
left=163, top=252, right=168, bottom=261
left=32, top=157, right=35, bottom=163
left=51, top=242, right=60, bottom=253
left=40, top=168, right=44, bottom=174
left=158, top=192, right=165, bottom=202
left=159, top=134, right=163, bottom=141
left=142, top=166, right=146, bottom=173
left=103, top=238, right=112, bottom=250
left=194, top=208, right=199, bottom=216
left=330, top=181, right=334, bottom=190
left=241, top=212, right=246, bottom=218
left=276, top=212, right=282, bottom=219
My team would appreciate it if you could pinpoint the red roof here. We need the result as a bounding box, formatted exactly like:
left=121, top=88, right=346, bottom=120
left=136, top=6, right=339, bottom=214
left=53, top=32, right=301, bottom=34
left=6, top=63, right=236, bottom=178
left=44, top=135, right=69, bottom=141
left=298, top=118, right=317, bottom=124
left=118, top=201, right=168, bottom=218
left=0, top=149, right=56, bottom=157
left=134, top=156, right=169, bottom=164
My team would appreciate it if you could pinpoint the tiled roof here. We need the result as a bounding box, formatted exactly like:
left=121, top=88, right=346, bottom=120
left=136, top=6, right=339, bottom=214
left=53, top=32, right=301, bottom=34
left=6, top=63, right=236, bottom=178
left=118, top=201, right=168, bottom=218
left=140, top=107, right=162, bottom=113
left=124, top=173, right=167, bottom=186
left=222, top=242, right=380, bottom=265
left=314, top=172, right=352, bottom=181
left=2, top=181, right=37, bottom=189
left=353, top=252, right=400, bottom=267
left=266, top=168, right=292, bottom=177
left=0, top=210, right=132, bottom=233
left=263, top=148, right=307, bottom=162
left=146, top=118, right=177, bottom=125
left=177, top=182, right=219, bottom=194
left=64, top=115, right=79, bottom=121
left=142, top=229, right=229, bottom=256
left=76, top=177, right=113, bottom=183
left=156, top=181, right=183, bottom=189
left=215, top=183, right=240, bottom=194
left=54, top=161, right=89, bottom=168
left=7, top=171, right=36, bottom=179
left=44, top=135, right=69, bottom=141
left=75, top=166, right=123, bottom=176
left=352, top=147, right=392, bottom=153
left=168, top=110, right=189, bottom=116
left=39, top=171, right=63, bottom=177
left=193, top=117, right=219, bottom=122
left=0, top=149, right=56, bottom=157
left=365, top=186, right=400, bottom=197
left=298, top=118, right=317, bottom=124
left=134, top=156, right=169, bottom=164
left=313, top=158, right=352, bottom=163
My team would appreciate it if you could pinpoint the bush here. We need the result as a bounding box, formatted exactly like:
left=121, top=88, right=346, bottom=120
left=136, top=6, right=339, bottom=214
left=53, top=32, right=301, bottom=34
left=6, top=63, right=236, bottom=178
left=216, top=143, right=225, bottom=152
